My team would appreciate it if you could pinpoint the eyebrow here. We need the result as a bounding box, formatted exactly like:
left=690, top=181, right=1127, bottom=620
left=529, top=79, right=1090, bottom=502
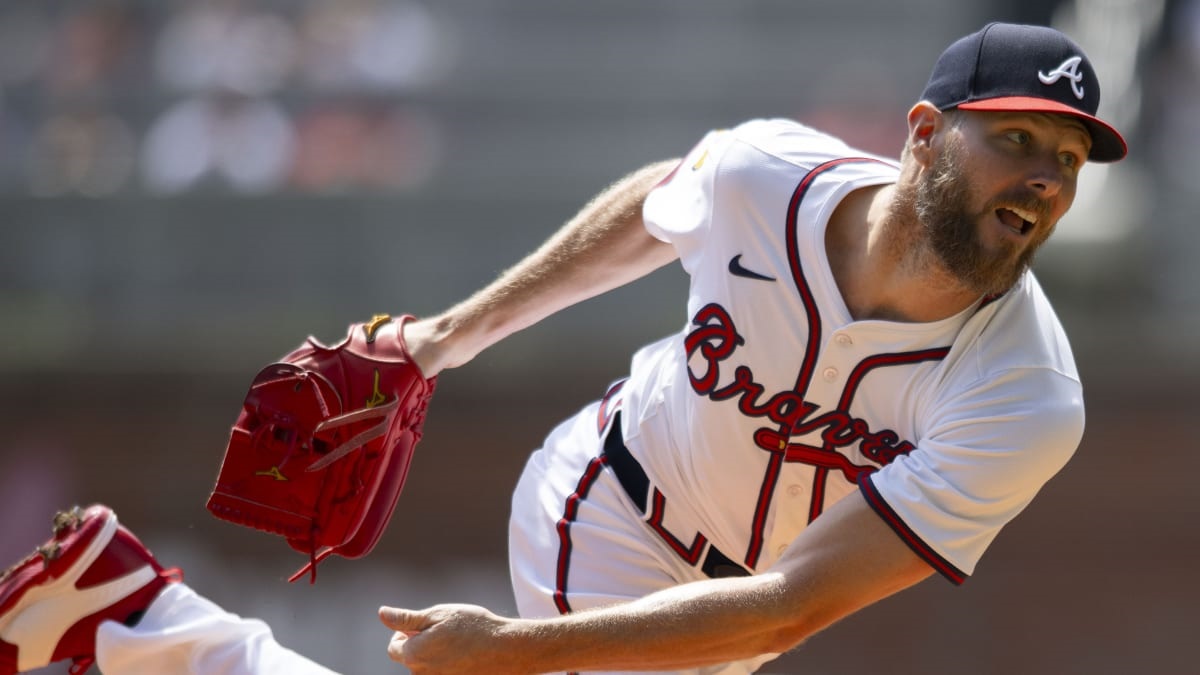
left=1053, top=117, right=1092, bottom=148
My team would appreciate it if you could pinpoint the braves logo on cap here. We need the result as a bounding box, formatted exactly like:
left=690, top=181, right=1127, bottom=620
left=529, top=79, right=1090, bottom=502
left=1037, top=56, right=1086, bottom=100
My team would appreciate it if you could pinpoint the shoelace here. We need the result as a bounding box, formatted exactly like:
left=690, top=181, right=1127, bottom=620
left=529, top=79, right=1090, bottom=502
left=0, top=508, right=82, bottom=581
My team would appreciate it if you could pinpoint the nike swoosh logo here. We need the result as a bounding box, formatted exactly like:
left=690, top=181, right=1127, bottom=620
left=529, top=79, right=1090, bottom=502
left=728, top=254, right=776, bottom=282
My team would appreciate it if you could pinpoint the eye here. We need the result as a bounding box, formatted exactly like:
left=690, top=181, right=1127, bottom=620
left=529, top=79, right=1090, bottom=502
left=1006, top=130, right=1031, bottom=145
left=1058, top=151, right=1080, bottom=168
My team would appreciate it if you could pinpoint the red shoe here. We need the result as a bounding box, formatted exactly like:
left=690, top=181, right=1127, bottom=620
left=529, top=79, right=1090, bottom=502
left=0, top=505, right=182, bottom=674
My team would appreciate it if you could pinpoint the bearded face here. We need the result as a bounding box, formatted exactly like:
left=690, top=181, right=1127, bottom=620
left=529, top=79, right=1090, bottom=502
left=913, top=132, right=1057, bottom=296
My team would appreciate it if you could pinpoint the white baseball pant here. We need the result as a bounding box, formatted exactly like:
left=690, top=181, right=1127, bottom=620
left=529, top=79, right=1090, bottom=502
left=94, top=583, right=336, bottom=674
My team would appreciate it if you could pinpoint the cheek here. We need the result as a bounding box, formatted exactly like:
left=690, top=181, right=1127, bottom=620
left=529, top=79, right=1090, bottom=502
left=1049, top=183, right=1077, bottom=222
left=957, top=164, right=1003, bottom=213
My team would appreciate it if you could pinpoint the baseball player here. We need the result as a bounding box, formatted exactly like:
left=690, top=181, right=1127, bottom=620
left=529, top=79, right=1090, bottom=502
left=1, top=22, right=1126, bottom=675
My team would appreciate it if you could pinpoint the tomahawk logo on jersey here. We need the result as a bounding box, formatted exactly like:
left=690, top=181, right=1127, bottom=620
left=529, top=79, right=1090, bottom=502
left=613, top=118, right=1085, bottom=583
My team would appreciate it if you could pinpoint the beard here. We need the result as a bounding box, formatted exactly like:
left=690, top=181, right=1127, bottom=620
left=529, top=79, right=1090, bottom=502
left=913, top=139, right=1055, bottom=296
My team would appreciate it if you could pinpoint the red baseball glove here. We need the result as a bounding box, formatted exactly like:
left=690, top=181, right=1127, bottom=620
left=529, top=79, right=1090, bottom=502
left=207, top=314, right=436, bottom=583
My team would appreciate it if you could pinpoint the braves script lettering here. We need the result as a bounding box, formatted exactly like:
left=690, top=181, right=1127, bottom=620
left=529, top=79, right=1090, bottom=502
left=684, top=303, right=914, bottom=481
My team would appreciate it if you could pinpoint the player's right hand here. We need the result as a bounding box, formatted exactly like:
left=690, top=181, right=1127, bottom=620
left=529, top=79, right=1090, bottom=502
left=379, top=603, right=532, bottom=675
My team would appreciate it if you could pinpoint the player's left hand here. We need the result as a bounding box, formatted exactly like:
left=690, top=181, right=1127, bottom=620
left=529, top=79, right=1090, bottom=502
left=379, top=603, right=528, bottom=674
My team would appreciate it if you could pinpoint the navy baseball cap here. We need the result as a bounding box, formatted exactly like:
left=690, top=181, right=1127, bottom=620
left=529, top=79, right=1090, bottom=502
left=921, top=22, right=1127, bottom=162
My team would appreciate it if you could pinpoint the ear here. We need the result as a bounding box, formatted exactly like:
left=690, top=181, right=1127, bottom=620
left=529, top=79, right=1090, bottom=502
left=906, top=101, right=944, bottom=166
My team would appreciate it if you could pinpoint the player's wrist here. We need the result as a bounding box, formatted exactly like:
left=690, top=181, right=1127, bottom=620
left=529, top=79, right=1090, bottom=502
left=494, top=616, right=590, bottom=674
left=402, top=316, right=455, bottom=376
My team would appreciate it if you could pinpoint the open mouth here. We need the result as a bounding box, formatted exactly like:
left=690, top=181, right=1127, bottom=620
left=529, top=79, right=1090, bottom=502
left=995, top=206, right=1038, bottom=236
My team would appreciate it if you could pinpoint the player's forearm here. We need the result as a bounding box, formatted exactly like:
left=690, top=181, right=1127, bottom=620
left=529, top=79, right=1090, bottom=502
left=503, top=495, right=935, bottom=673
left=407, top=159, right=679, bottom=374
left=381, top=491, right=935, bottom=673
left=511, top=574, right=812, bottom=672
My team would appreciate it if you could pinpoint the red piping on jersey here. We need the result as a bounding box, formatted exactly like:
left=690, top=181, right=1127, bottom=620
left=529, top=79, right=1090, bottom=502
left=859, top=472, right=967, bottom=584
left=838, top=349, right=952, bottom=409
left=554, top=456, right=608, bottom=615
left=783, top=156, right=898, bottom=386
left=807, top=347, right=952, bottom=521
left=744, top=157, right=896, bottom=569
left=596, top=380, right=626, bottom=435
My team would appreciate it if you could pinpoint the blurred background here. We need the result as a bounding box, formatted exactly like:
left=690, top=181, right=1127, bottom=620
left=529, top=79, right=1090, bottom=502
left=1, top=0, right=1196, bottom=673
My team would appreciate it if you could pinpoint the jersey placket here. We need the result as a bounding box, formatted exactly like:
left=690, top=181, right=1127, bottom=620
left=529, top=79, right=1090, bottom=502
left=759, top=328, right=861, bottom=565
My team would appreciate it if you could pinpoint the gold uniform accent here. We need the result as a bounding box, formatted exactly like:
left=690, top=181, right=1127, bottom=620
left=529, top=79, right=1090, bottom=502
left=255, top=466, right=288, bottom=481
left=363, top=314, right=392, bottom=343
left=366, top=369, right=388, bottom=408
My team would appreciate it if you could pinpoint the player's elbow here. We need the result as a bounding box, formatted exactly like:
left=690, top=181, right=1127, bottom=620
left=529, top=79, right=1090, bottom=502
left=753, top=570, right=898, bottom=656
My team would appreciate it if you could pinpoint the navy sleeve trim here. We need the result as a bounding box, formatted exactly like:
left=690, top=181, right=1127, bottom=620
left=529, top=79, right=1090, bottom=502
left=858, top=474, right=967, bottom=585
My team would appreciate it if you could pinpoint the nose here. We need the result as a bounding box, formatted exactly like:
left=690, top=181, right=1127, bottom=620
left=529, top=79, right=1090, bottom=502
left=1025, top=155, right=1064, bottom=198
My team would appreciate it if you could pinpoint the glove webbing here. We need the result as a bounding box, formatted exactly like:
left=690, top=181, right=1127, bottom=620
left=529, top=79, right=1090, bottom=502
left=289, top=398, right=401, bottom=583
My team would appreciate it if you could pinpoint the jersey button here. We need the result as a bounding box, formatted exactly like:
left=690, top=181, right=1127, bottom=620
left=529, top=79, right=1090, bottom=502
left=776, top=544, right=789, bottom=557
left=822, top=367, right=838, bottom=381
left=835, top=334, right=853, bottom=346
left=786, top=484, right=803, bottom=497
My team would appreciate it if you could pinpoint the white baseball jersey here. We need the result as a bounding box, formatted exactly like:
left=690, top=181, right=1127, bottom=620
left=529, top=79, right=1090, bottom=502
left=613, top=118, right=1084, bottom=583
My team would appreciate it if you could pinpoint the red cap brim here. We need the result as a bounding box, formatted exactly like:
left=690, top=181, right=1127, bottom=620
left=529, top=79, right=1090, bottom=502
left=958, top=96, right=1127, bottom=162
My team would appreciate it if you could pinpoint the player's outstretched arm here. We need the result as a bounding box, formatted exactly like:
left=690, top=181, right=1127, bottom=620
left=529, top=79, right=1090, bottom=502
left=379, top=493, right=934, bottom=674
left=403, top=159, right=680, bottom=377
